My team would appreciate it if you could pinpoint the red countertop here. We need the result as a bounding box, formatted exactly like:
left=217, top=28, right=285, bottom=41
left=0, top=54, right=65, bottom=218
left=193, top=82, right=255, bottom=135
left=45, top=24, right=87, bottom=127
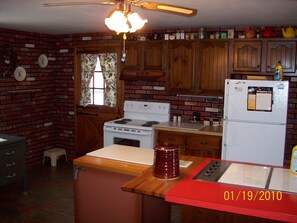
left=165, top=158, right=297, bottom=223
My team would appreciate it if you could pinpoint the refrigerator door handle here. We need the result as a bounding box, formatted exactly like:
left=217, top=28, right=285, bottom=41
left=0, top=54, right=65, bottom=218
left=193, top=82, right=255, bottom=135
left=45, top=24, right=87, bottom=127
left=226, top=119, right=286, bottom=125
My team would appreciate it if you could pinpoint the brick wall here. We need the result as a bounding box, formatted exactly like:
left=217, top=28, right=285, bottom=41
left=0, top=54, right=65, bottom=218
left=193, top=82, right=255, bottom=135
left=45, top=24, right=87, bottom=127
left=0, top=29, right=75, bottom=166
left=1, top=28, right=297, bottom=167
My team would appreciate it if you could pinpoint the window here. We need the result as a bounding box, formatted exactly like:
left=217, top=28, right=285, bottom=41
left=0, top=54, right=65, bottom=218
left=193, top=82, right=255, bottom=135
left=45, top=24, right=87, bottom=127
left=89, top=57, right=105, bottom=106
left=80, top=53, right=117, bottom=107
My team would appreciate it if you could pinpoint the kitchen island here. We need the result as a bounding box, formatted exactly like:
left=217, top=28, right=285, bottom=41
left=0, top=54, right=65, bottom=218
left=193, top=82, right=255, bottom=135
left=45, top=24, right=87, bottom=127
left=74, top=145, right=297, bottom=223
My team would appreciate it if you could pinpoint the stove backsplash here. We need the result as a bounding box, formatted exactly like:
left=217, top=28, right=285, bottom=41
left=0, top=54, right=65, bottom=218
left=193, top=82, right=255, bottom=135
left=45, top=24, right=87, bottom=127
left=124, top=80, right=224, bottom=122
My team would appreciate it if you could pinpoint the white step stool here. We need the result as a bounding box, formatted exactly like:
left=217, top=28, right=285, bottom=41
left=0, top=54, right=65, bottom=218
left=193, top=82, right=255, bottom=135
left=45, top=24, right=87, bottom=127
left=43, top=148, right=67, bottom=167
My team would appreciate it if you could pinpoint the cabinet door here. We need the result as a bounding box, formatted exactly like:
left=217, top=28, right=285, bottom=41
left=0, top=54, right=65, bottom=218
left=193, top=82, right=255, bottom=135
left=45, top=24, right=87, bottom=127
left=233, top=41, right=262, bottom=72
left=122, top=42, right=141, bottom=71
left=198, top=41, right=229, bottom=94
left=143, top=41, right=166, bottom=71
left=185, top=135, right=221, bottom=158
left=168, top=41, right=196, bottom=93
left=266, top=41, right=296, bottom=73
left=157, top=131, right=186, bottom=155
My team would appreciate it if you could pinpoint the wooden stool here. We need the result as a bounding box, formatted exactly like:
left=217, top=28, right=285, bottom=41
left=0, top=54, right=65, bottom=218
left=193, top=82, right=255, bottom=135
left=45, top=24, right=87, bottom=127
left=43, top=148, right=67, bottom=167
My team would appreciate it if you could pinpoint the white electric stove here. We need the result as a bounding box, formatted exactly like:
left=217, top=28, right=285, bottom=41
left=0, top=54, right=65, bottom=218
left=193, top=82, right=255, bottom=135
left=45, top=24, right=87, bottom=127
left=104, top=101, right=170, bottom=149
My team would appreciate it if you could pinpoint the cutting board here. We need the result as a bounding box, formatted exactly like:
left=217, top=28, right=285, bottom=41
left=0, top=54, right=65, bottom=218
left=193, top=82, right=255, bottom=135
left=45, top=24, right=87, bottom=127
left=87, top=145, right=154, bottom=166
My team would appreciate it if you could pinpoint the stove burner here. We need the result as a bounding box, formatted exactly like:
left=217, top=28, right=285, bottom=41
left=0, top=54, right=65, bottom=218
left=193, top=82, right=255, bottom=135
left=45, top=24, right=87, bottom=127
left=113, top=118, right=132, bottom=124
left=142, top=121, right=160, bottom=127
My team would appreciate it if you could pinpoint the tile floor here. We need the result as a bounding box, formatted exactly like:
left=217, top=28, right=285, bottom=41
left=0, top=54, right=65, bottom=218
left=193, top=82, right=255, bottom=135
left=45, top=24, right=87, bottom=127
left=0, top=162, right=74, bottom=223
left=0, top=161, right=181, bottom=223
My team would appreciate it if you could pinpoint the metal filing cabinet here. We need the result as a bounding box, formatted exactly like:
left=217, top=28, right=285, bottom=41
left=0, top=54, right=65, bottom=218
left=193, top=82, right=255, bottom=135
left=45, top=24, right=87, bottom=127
left=0, top=134, right=26, bottom=192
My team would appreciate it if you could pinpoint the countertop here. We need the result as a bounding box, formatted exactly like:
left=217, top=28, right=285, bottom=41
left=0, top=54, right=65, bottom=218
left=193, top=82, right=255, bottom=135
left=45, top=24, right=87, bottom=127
left=74, top=145, right=297, bottom=222
left=73, top=145, right=152, bottom=176
left=165, top=158, right=297, bottom=223
left=121, top=155, right=204, bottom=198
left=155, top=121, right=223, bottom=136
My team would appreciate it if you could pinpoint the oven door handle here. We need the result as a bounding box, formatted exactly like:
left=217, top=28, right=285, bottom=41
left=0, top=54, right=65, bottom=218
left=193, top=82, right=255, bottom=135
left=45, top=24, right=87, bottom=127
left=104, top=126, right=152, bottom=136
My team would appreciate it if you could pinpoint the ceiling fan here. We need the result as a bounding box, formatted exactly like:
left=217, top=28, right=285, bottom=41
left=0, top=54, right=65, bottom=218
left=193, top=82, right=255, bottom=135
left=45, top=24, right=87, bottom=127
left=44, top=0, right=197, bottom=17
left=44, top=0, right=197, bottom=61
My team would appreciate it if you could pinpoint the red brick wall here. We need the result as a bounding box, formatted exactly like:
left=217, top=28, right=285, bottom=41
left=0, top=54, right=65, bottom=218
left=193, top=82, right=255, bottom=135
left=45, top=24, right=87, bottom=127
left=0, top=28, right=75, bottom=166
left=1, top=28, right=297, bottom=167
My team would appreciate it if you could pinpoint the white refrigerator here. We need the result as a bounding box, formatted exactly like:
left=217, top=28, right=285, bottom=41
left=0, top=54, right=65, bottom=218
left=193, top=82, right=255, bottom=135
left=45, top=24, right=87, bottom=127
left=222, top=79, right=289, bottom=166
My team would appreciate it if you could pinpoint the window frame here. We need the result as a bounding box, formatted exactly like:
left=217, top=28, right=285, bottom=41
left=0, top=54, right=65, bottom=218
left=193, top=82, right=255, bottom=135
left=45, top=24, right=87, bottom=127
left=74, top=44, right=124, bottom=115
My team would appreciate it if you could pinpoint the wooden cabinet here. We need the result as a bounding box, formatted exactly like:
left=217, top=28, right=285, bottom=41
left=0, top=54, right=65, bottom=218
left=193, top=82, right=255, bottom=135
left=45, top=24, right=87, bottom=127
left=157, top=131, right=186, bottom=155
left=121, top=41, right=166, bottom=80
left=231, top=39, right=297, bottom=76
left=168, top=41, right=196, bottom=94
left=156, top=130, right=222, bottom=158
left=197, top=40, right=229, bottom=95
left=0, top=134, right=26, bottom=192
left=266, top=41, right=296, bottom=73
left=233, top=40, right=262, bottom=72
left=185, top=135, right=221, bottom=158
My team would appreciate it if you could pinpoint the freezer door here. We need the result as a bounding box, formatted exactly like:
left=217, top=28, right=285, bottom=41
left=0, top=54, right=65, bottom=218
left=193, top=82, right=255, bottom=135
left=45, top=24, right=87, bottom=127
left=224, top=80, right=289, bottom=124
left=222, top=121, right=286, bottom=166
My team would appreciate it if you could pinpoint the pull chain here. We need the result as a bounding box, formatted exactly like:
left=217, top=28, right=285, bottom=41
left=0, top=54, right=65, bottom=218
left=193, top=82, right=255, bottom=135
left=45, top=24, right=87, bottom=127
left=121, top=33, right=127, bottom=62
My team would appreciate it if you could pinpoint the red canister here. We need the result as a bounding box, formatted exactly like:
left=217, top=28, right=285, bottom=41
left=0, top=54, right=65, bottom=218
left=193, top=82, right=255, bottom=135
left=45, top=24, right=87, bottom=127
left=153, top=143, right=180, bottom=179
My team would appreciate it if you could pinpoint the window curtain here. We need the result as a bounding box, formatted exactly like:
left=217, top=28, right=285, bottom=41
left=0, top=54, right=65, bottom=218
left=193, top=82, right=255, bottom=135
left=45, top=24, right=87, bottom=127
left=80, top=54, right=98, bottom=107
left=98, top=53, right=117, bottom=107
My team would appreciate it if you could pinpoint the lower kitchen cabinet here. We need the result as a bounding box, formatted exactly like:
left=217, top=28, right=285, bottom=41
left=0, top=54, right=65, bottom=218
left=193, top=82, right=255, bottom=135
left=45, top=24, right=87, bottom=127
left=156, top=130, right=222, bottom=158
left=0, top=134, right=26, bottom=192
left=157, top=131, right=186, bottom=155
left=185, top=135, right=221, bottom=158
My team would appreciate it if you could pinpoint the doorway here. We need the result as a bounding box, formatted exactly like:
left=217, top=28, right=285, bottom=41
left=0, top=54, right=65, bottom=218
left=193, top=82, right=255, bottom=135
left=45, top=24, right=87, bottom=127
left=74, top=44, right=124, bottom=155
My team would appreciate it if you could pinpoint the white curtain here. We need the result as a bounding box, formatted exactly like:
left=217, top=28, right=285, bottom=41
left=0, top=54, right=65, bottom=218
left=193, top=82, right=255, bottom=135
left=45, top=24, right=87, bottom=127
left=80, top=54, right=98, bottom=107
left=99, top=53, right=117, bottom=107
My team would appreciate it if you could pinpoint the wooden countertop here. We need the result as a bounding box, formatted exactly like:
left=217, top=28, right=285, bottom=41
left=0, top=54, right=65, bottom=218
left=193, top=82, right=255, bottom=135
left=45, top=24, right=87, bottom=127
left=121, top=155, right=205, bottom=198
left=155, top=123, right=223, bottom=136
left=73, top=155, right=150, bottom=176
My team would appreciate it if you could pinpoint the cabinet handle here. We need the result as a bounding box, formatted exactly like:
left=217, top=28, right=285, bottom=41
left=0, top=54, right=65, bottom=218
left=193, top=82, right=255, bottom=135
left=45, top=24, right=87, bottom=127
left=5, top=150, right=15, bottom=155
left=200, top=142, right=208, bottom=144
left=257, top=65, right=260, bottom=68
left=6, top=162, right=16, bottom=167
left=267, top=66, right=270, bottom=68
left=7, top=173, right=16, bottom=178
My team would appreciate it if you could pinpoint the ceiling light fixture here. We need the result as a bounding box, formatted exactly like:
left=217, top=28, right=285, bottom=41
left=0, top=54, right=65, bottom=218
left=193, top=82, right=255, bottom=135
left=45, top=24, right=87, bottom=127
left=104, top=0, right=148, bottom=62
left=104, top=0, right=148, bottom=35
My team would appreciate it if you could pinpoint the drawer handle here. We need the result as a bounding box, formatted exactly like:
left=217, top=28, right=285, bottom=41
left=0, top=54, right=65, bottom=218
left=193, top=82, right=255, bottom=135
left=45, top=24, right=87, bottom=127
left=5, top=151, right=15, bottom=155
left=7, top=173, right=16, bottom=179
left=6, top=162, right=16, bottom=167
left=200, top=142, right=208, bottom=144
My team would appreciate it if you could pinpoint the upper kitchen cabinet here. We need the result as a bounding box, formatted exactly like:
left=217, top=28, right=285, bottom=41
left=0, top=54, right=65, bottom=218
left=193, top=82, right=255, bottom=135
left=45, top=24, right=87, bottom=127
left=266, top=41, right=296, bottom=74
left=197, top=40, right=229, bottom=96
left=232, top=40, right=262, bottom=72
left=231, top=39, right=297, bottom=76
left=168, top=41, right=196, bottom=94
left=120, top=41, right=167, bottom=80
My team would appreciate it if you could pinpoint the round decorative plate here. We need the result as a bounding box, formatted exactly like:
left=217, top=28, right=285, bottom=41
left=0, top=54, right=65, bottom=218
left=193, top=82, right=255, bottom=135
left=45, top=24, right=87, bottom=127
left=38, top=54, right=48, bottom=68
left=14, top=66, right=26, bottom=81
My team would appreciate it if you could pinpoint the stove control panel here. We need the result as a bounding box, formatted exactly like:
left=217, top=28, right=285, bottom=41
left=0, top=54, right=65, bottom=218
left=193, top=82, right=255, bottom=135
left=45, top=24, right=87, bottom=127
left=104, top=126, right=152, bottom=136
left=193, top=160, right=231, bottom=182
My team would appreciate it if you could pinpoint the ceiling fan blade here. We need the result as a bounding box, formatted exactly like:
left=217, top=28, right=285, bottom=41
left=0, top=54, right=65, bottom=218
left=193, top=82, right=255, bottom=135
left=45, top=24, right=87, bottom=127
left=44, top=1, right=116, bottom=7
left=134, top=2, right=197, bottom=17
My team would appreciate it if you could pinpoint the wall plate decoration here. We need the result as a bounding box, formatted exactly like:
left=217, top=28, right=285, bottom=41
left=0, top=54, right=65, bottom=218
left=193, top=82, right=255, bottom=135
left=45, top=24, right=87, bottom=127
left=38, top=54, right=48, bottom=68
left=14, top=66, right=26, bottom=81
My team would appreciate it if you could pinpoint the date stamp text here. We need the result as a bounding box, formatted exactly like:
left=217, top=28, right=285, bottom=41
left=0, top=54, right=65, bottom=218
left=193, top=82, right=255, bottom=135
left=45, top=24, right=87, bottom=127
left=223, top=190, right=283, bottom=201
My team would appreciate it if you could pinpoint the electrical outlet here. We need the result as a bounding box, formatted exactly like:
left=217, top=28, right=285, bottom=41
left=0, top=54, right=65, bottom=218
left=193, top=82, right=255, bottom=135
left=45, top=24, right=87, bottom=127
left=193, top=112, right=200, bottom=122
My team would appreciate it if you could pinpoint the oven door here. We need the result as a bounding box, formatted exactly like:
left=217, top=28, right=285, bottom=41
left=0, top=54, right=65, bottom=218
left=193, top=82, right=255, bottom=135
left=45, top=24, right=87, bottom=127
left=104, top=126, right=154, bottom=149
